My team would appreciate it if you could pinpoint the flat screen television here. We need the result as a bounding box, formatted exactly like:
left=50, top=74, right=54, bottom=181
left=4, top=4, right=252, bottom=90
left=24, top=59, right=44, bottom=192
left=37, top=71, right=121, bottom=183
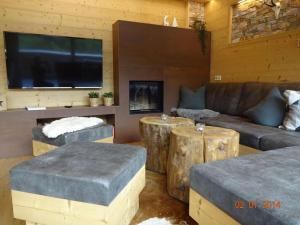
left=4, top=32, right=103, bottom=89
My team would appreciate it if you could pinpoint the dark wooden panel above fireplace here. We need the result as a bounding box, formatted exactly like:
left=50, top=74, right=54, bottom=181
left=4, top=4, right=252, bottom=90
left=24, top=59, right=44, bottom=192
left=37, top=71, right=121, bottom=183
left=113, top=20, right=211, bottom=143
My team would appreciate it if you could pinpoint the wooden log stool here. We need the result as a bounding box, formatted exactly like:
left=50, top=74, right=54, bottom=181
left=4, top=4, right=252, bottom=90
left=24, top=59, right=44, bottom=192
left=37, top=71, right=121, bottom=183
left=139, top=116, right=194, bottom=174
left=167, top=126, right=239, bottom=202
left=32, top=124, right=114, bottom=156
left=10, top=142, right=146, bottom=225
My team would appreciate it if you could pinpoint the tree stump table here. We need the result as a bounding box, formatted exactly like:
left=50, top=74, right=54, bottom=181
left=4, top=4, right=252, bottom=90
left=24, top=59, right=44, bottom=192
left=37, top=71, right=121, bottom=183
left=139, top=116, right=194, bottom=174
left=167, top=126, right=239, bottom=202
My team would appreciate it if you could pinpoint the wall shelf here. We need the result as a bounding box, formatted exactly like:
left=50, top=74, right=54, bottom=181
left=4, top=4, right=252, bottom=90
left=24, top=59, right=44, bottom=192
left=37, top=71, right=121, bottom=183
left=0, top=106, right=118, bottom=157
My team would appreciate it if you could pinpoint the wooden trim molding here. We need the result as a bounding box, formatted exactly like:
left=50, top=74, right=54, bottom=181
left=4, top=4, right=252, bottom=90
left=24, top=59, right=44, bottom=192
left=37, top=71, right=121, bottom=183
left=32, top=141, right=58, bottom=156
left=228, top=28, right=300, bottom=47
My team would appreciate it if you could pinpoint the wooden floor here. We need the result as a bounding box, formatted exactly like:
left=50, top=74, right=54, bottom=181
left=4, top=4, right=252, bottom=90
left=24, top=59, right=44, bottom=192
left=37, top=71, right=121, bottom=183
left=0, top=144, right=259, bottom=225
left=0, top=156, right=32, bottom=225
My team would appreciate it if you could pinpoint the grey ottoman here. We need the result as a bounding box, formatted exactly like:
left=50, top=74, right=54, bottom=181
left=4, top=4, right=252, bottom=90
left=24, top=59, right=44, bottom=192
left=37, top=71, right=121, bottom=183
left=189, top=146, right=300, bottom=225
left=32, top=124, right=114, bottom=156
left=10, top=142, right=146, bottom=225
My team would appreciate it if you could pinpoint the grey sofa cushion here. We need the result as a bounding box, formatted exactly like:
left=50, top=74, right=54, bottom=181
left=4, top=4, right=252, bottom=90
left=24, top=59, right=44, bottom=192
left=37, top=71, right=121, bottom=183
left=261, top=131, right=300, bottom=150
left=32, top=124, right=114, bottom=146
left=10, top=142, right=146, bottom=206
left=190, top=147, right=300, bottom=225
left=237, top=82, right=275, bottom=114
left=206, top=83, right=244, bottom=116
left=244, top=87, right=286, bottom=127
left=277, top=83, right=300, bottom=93
left=203, top=114, right=278, bottom=149
left=205, top=82, right=300, bottom=116
left=179, top=86, right=205, bottom=109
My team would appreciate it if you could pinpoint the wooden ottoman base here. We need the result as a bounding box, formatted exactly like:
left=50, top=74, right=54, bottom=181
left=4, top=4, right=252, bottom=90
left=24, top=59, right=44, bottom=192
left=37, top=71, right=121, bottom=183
left=12, top=165, right=145, bottom=225
left=32, top=136, right=114, bottom=156
left=189, top=188, right=240, bottom=225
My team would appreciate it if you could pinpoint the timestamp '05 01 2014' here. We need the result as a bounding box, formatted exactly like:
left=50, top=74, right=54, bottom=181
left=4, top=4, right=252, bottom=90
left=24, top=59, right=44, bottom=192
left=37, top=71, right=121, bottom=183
left=235, top=200, right=281, bottom=209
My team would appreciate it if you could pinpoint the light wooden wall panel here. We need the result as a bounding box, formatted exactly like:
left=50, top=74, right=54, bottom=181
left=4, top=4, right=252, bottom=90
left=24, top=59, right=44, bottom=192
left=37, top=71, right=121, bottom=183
left=205, top=0, right=300, bottom=83
left=0, top=0, right=188, bottom=109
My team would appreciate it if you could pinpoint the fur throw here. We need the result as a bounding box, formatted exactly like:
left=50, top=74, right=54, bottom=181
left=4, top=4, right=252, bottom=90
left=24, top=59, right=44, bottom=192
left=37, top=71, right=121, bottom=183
left=137, top=218, right=172, bottom=225
left=42, top=117, right=104, bottom=138
left=171, top=108, right=219, bottom=122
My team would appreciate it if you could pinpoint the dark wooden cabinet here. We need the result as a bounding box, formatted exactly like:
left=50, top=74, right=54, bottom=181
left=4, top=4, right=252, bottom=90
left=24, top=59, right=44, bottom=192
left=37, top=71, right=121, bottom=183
left=113, top=20, right=211, bottom=143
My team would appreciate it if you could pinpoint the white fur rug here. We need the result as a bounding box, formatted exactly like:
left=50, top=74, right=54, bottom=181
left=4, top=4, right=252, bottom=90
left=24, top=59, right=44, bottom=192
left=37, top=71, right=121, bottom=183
left=42, top=117, right=104, bottom=138
left=137, top=218, right=172, bottom=225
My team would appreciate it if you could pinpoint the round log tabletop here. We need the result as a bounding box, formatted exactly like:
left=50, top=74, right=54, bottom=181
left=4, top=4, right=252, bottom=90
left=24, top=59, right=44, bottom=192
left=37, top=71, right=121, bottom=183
left=139, top=116, right=194, bottom=126
left=139, top=116, right=194, bottom=174
left=167, top=126, right=239, bottom=202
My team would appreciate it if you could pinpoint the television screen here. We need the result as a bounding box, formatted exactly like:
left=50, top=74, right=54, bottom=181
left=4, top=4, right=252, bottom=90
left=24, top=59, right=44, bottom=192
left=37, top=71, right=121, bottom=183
left=4, top=32, right=103, bottom=89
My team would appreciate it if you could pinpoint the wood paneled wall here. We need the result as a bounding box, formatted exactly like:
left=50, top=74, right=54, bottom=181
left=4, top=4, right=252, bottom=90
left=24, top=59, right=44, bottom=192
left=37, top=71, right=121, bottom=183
left=0, top=0, right=188, bottom=109
left=205, top=0, right=300, bottom=83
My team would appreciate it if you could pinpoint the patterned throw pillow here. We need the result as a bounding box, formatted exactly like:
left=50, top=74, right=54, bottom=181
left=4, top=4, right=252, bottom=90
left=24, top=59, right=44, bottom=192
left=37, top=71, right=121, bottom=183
left=282, top=90, right=300, bottom=131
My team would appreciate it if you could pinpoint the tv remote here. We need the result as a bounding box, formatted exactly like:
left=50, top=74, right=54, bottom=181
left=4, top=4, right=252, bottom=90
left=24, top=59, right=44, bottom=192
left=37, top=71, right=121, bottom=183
left=26, top=106, right=47, bottom=111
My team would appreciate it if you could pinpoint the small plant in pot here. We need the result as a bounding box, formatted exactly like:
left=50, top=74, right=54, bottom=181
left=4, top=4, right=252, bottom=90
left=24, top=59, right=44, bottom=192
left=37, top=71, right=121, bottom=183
left=103, top=92, right=114, bottom=106
left=88, top=91, right=99, bottom=107
left=193, top=19, right=207, bottom=54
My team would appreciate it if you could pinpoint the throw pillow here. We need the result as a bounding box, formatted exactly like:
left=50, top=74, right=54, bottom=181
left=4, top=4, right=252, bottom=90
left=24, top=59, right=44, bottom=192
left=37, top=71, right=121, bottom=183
left=179, top=86, right=205, bottom=110
left=244, top=87, right=286, bottom=127
left=282, top=90, right=300, bottom=131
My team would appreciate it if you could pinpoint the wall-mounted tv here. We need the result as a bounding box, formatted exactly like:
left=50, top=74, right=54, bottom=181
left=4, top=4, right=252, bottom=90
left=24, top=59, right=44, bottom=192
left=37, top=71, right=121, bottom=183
left=4, top=32, right=103, bottom=89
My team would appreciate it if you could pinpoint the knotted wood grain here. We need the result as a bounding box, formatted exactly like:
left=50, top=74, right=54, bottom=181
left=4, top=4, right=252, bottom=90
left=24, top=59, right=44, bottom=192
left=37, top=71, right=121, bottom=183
left=167, top=126, right=239, bottom=202
left=139, top=117, right=194, bottom=174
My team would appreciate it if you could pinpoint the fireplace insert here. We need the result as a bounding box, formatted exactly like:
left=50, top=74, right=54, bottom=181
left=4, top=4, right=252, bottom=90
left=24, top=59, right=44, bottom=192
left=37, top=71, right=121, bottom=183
left=129, top=81, right=163, bottom=114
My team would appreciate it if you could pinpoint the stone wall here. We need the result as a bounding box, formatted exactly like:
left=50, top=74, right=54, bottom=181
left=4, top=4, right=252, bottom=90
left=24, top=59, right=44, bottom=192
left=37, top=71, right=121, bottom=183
left=188, top=0, right=205, bottom=28
left=232, top=0, right=300, bottom=43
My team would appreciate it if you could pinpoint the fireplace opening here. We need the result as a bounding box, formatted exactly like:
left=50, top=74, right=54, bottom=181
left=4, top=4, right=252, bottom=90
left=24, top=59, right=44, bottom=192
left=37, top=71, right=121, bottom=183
left=129, top=81, right=164, bottom=114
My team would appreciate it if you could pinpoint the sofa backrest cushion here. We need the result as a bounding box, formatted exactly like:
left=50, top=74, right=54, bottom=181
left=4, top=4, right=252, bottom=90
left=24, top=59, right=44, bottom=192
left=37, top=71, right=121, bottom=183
left=277, top=83, right=300, bottom=93
left=237, top=82, right=276, bottom=114
left=206, top=82, right=300, bottom=116
left=238, top=82, right=300, bottom=114
left=206, top=83, right=244, bottom=115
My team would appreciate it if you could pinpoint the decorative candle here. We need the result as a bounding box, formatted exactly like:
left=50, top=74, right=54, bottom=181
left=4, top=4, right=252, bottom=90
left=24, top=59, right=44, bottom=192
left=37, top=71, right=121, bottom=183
left=161, top=114, right=168, bottom=121
left=196, top=123, right=205, bottom=133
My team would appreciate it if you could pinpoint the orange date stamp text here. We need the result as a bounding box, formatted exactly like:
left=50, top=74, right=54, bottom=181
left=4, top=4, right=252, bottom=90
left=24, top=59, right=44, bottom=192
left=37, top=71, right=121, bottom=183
left=234, top=200, right=281, bottom=209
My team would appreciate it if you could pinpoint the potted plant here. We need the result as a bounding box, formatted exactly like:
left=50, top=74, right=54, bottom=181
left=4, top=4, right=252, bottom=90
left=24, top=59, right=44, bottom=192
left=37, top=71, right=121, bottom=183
left=193, top=19, right=207, bottom=54
left=88, top=91, right=99, bottom=107
left=103, top=92, right=114, bottom=106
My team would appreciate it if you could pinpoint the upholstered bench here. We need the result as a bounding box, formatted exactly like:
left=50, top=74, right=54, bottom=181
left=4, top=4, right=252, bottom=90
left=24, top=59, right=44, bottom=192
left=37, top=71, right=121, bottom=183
left=32, top=124, right=114, bottom=156
left=189, top=146, right=300, bottom=225
left=10, top=142, right=146, bottom=225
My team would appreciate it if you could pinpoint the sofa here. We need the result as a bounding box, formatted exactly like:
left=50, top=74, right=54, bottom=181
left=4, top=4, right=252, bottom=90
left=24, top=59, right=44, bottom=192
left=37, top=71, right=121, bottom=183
left=195, top=82, right=300, bottom=151
left=187, top=82, right=300, bottom=225
left=189, top=146, right=300, bottom=225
